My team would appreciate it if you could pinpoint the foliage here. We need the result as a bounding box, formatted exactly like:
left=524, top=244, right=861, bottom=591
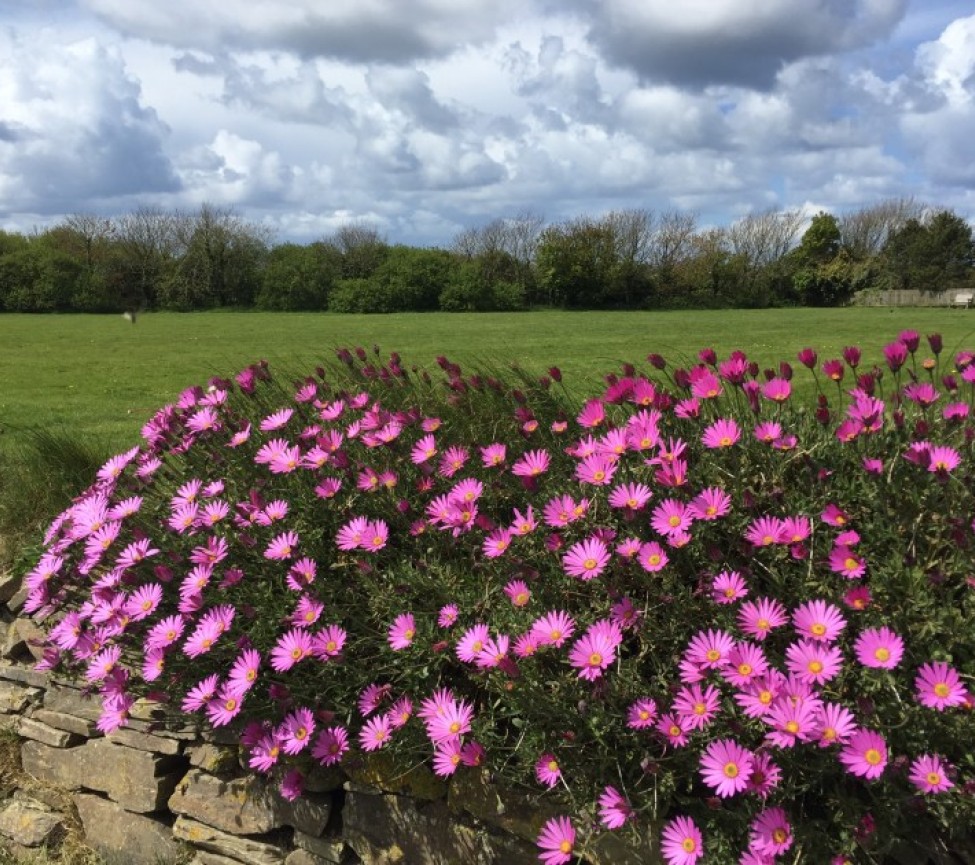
left=255, top=243, right=339, bottom=312
left=21, top=330, right=975, bottom=863
left=882, top=211, right=975, bottom=294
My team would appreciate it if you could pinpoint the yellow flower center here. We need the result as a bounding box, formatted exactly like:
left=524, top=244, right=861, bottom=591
left=682, top=838, right=697, bottom=853
left=808, top=660, right=823, bottom=674
left=773, top=828, right=788, bottom=844
left=926, top=772, right=942, bottom=786
left=844, top=557, right=859, bottom=571
left=559, top=841, right=572, bottom=854
left=588, top=652, right=603, bottom=666
left=583, top=558, right=597, bottom=570
left=723, top=762, right=739, bottom=778
left=934, top=683, right=950, bottom=698
left=874, top=647, right=890, bottom=662
left=705, top=649, right=721, bottom=662
left=738, top=663, right=752, bottom=676
left=811, top=623, right=826, bottom=636
left=785, top=721, right=800, bottom=734
left=865, top=748, right=882, bottom=765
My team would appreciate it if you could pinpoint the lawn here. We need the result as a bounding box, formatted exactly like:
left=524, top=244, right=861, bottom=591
left=3, top=308, right=974, bottom=453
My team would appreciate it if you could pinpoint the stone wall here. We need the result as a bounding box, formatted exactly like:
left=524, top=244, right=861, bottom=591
left=0, top=573, right=658, bottom=865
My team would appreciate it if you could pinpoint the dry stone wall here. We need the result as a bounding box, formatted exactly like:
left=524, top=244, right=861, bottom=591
left=0, top=579, right=658, bottom=865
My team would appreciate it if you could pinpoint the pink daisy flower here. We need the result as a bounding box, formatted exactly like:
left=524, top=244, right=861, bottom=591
left=701, top=418, right=741, bottom=448
left=437, top=604, right=459, bottom=628
left=744, top=515, right=787, bottom=547
left=915, top=661, right=970, bottom=710
left=688, top=486, right=732, bottom=520
left=651, top=499, right=693, bottom=537
left=597, top=786, right=633, bottom=829
left=711, top=570, right=748, bottom=604
left=311, top=624, right=347, bottom=660
left=749, top=807, right=793, bottom=856
left=568, top=620, right=623, bottom=681
left=312, top=726, right=349, bottom=766
left=854, top=626, right=904, bottom=669
left=785, top=638, right=844, bottom=685
left=656, top=712, right=692, bottom=748
left=638, top=541, right=669, bottom=572
left=672, top=682, right=722, bottom=730
left=480, top=442, right=506, bottom=467
left=843, top=586, right=872, bottom=610
left=745, top=752, right=782, bottom=799
left=626, top=697, right=658, bottom=730
left=792, top=599, right=847, bottom=642
left=700, top=738, right=754, bottom=797
left=816, top=701, right=858, bottom=747
left=660, top=815, right=703, bottom=865
left=722, top=642, right=768, bottom=688
left=764, top=696, right=822, bottom=748
left=359, top=715, right=392, bottom=751
left=908, top=754, right=954, bottom=794
left=608, top=482, right=653, bottom=511
left=264, top=530, right=299, bottom=561
left=535, top=753, right=562, bottom=788
left=575, top=453, right=617, bottom=486
left=537, top=816, right=575, bottom=865
left=336, top=517, right=370, bottom=551
left=562, top=536, right=610, bottom=581
left=511, top=449, right=551, bottom=478
left=270, top=628, right=313, bottom=672
left=821, top=503, right=849, bottom=526
left=532, top=610, right=575, bottom=648
left=227, top=648, right=262, bottom=694
left=685, top=628, right=735, bottom=669
left=828, top=545, right=866, bottom=579
left=387, top=613, right=417, bottom=651
left=737, top=597, right=788, bottom=641
left=838, top=728, right=887, bottom=779
left=504, top=580, right=531, bottom=607
left=432, top=737, right=464, bottom=777
left=455, top=623, right=490, bottom=663
left=576, top=399, right=605, bottom=428
left=278, top=707, right=316, bottom=755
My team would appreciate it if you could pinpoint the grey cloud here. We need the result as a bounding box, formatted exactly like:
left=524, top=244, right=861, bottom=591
left=84, top=0, right=522, bottom=64
left=583, top=0, right=908, bottom=90
left=366, top=68, right=459, bottom=133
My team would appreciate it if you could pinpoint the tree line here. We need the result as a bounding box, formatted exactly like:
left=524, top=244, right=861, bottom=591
left=0, top=199, right=972, bottom=314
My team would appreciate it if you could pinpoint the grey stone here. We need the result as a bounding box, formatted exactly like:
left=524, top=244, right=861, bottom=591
left=16, top=717, right=82, bottom=748
left=0, top=662, right=48, bottom=688
left=0, top=680, right=40, bottom=713
left=293, top=831, right=353, bottom=864
left=5, top=583, right=28, bottom=613
left=448, top=767, right=560, bottom=843
left=74, top=793, right=181, bottom=865
left=0, top=798, right=64, bottom=848
left=585, top=827, right=664, bottom=865
left=343, top=791, right=533, bottom=865
left=42, top=682, right=103, bottom=721
left=31, top=708, right=100, bottom=738
left=173, top=816, right=286, bottom=864
left=109, top=727, right=183, bottom=755
left=0, top=570, right=21, bottom=604
left=342, top=752, right=445, bottom=801
left=21, top=739, right=185, bottom=813
left=286, top=851, right=336, bottom=865
left=1, top=618, right=46, bottom=662
left=190, top=853, right=251, bottom=865
left=188, top=743, right=239, bottom=774
left=169, top=769, right=331, bottom=837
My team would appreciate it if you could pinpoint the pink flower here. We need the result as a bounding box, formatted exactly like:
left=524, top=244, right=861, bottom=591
left=537, top=816, right=575, bottom=865
left=532, top=611, right=576, bottom=648
left=737, top=597, right=788, bottom=641
left=700, top=738, right=754, bottom=797
left=387, top=613, right=417, bottom=651
left=722, top=642, right=768, bottom=688
left=504, top=580, right=531, bottom=607
left=511, top=449, right=551, bottom=477
left=432, top=737, right=464, bottom=777
left=854, top=626, right=904, bottom=669
left=568, top=620, right=623, bottom=681
left=577, top=399, right=605, bottom=428
left=816, top=702, right=857, bottom=747
left=359, top=715, right=392, bottom=751
left=711, top=570, right=747, bottom=604
left=312, top=726, right=350, bottom=766
left=651, top=499, right=693, bottom=537
left=480, top=442, right=506, bottom=467
left=785, top=638, right=844, bottom=685
left=749, top=807, right=793, bottom=856
left=915, top=661, right=970, bottom=710
left=638, top=541, right=668, bottom=572
left=575, top=453, right=617, bottom=486
left=336, top=517, right=369, bottom=551
left=839, top=728, right=887, bottom=779
left=535, top=753, right=562, bottom=788
left=608, top=481, right=653, bottom=511
left=279, top=707, right=316, bottom=755
left=657, top=712, right=692, bottom=748
left=270, top=628, right=313, bottom=671
left=672, top=682, right=722, bottom=730
left=660, top=816, right=703, bottom=865
left=562, top=535, right=611, bottom=581
left=701, top=418, right=741, bottom=448
left=311, top=624, right=347, bottom=660
left=456, top=623, right=490, bottom=662
left=689, top=487, right=731, bottom=520
left=597, top=786, right=633, bottom=829
left=792, top=599, right=847, bottom=642
left=764, top=697, right=822, bottom=748
left=264, top=531, right=299, bottom=561
left=685, top=628, right=735, bottom=669
left=828, top=545, right=866, bottom=579
left=744, top=516, right=786, bottom=547
left=908, top=754, right=954, bottom=794
left=626, top=698, right=658, bottom=729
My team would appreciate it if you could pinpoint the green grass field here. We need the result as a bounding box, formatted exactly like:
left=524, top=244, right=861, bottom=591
left=3, top=309, right=975, bottom=454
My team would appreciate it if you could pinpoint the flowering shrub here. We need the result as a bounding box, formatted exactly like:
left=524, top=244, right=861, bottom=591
left=23, top=332, right=975, bottom=863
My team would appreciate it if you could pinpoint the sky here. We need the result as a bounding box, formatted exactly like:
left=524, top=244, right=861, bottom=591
left=1, top=0, right=974, bottom=247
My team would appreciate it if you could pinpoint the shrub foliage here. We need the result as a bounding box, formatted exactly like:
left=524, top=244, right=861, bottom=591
left=23, top=331, right=975, bottom=863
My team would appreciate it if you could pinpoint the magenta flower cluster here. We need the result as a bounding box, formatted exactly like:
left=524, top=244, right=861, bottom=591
left=24, top=331, right=975, bottom=863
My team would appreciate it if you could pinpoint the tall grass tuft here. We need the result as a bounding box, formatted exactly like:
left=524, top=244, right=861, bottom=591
left=0, top=429, right=109, bottom=569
